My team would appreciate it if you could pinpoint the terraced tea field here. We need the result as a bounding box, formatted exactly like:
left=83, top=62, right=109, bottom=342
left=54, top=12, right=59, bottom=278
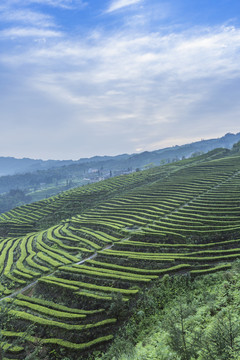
left=1, top=150, right=240, bottom=359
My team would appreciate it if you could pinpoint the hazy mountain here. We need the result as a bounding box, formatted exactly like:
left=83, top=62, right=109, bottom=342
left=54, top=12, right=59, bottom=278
left=0, top=132, right=239, bottom=177
left=0, top=132, right=240, bottom=200
left=0, top=157, right=74, bottom=177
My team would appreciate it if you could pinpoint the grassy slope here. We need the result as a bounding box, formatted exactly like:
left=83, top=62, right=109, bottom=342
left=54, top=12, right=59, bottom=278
left=1, top=147, right=240, bottom=359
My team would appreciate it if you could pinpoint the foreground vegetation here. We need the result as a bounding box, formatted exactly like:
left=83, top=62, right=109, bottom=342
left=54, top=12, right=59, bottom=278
left=97, top=262, right=240, bottom=360
left=1, top=144, right=240, bottom=359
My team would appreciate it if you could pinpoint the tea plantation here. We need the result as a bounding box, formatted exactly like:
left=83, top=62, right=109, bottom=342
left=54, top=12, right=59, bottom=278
left=1, top=147, right=240, bottom=359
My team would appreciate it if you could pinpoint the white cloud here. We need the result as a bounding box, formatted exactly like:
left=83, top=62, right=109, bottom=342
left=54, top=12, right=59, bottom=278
left=28, top=0, right=88, bottom=10
left=0, top=0, right=88, bottom=41
left=2, top=0, right=87, bottom=10
left=2, top=26, right=240, bottom=115
left=1, top=19, right=240, bottom=158
left=0, top=9, right=55, bottom=28
left=0, top=27, right=63, bottom=38
left=106, top=0, right=142, bottom=13
left=2, top=25, right=240, bottom=82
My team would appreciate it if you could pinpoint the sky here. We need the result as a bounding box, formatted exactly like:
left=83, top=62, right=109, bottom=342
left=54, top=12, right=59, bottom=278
left=1, top=0, right=240, bottom=160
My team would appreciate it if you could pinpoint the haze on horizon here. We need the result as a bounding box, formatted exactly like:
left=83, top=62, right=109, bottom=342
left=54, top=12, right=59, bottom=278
left=1, top=0, right=240, bottom=160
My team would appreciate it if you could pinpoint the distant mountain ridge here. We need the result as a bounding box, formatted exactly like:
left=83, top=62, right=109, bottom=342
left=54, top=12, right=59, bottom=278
left=0, top=133, right=240, bottom=219
left=126, top=132, right=240, bottom=167
left=0, top=132, right=240, bottom=177
left=0, top=157, right=74, bottom=177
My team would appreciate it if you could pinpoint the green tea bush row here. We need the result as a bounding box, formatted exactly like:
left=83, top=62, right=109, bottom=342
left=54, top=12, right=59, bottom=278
left=39, top=277, right=79, bottom=291
left=59, top=265, right=156, bottom=282
left=36, top=252, right=63, bottom=267
left=190, top=263, right=232, bottom=275
left=40, top=276, right=139, bottom=295
left=47, top=226, right=91, bottom=253
left=58, top=226, right=102, bottom=250
left=85, top=259, right=184, bottom=275
left=12, top=269, right=33, bottom=279
left=16, top=294, right=104, bottom=314
left=2, top=330, right=114, bottom=350
left=3, top=238, right=20, bottom=275
left=4, top=310, right=117, bottom=328
left=0, top=342, right=24, bottom=353
left=71, top=226, right=113, bottom=243
left=0, top=239, right=15, bottom=275
left=26, top=253, right=50, bottom=272
left=36, top=232, right=79, bottom=263
left=75, top=290, right=113, bottom=301
left=6, top=298, right=87, bottom=319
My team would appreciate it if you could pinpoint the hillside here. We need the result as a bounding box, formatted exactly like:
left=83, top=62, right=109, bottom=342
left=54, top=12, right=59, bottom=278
left=0, top=133, right=239, bottom=218
left=1, top=146, right=240, bottom=359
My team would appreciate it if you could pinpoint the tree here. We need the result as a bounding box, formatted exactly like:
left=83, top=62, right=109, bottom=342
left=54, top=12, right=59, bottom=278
left=163, top=297, right=201, bottom=360
left=200, top=308, right=240, bottom=360
left=107, top=293, right=128, bottom=320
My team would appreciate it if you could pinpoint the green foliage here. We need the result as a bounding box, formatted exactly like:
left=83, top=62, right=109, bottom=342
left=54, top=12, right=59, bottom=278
left=107, top=293, right=129, bottom=320
left=98, top=265, right=240, bottom=360
left=2, top=331, right=114, bottom=351
left=0, top=300, right=39, bottom=359
left=9, top=308, right=117, bottom=330
left=0, top=189, right=32, bottom=215
left=5, top=298, right=87, bottom=319
left=16, top=294, right=103, bottom=315
left=59, top=265, right=155, bottom=282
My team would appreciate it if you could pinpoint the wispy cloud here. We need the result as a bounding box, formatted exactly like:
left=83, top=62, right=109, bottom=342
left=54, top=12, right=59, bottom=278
left=0, top=0, right=87, bottom=39
left=106, top=0, right=143, bottom=13
left=27, top=0, right=88, bottom=10
left=1, top=0, right=240, bottom=159
left=0, top=9, right=56, bottom=28
left=0, top=27, right=63, bottom=38
left=2, top=25, right=240, bottom=109
left=0, top=0, right=73, bottom=40
left=2, top=0, right=87, bottom=10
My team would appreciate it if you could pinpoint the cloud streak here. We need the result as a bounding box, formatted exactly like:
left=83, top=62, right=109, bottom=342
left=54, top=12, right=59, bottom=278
left=5, top=26, right=239, bottom=80
left=106, top=0, right=142, bottom=13
left=1, top=0, right=87, bottom=10
left=0, top=9, right=55, bottom=27
left=0, top=27, right=63, bottom=38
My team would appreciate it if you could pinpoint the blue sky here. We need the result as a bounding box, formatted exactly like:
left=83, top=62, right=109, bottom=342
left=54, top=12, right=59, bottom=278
left=1, top=0, right=240, bottom=160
